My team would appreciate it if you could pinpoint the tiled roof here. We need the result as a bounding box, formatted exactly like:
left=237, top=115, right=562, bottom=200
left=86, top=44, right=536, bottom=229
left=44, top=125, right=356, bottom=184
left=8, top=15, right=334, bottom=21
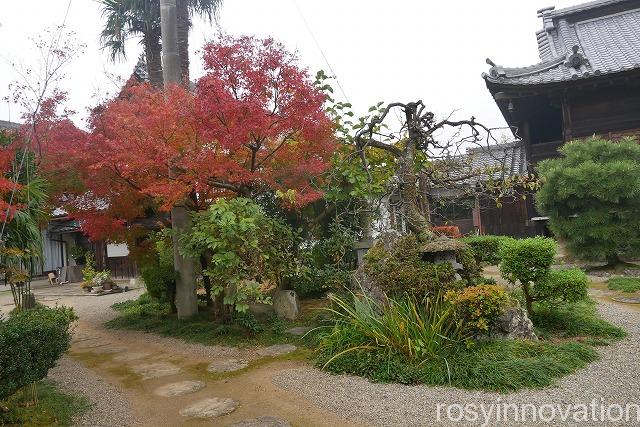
left=0, top=120, right=20, bottom=130
left=484, top=0, right=640, bottom=86
left=428, top=141, right=528, bottom=191
left=464, top=141, right=528, bottom=180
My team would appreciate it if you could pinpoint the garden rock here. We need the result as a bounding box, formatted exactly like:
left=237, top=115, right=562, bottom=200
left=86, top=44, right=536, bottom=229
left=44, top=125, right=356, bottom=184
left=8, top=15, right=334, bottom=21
left=179, top=397, right=239, bottom=418
left=489, top=306, right=538, bottom=340
left=112, top=351, right=150, bottom=362
left=154, top=380, right=205, bottom=397
left=248, top=302, right=276, bottom=321
left=257, top=344, right=297, bottom=357
left=131, top=362, right=181, bottom=379
left=273, top=290, right=300, bottom=320
left=207, top=358, right=249, bottom=373
left=229, top=416, right=291, bottom=427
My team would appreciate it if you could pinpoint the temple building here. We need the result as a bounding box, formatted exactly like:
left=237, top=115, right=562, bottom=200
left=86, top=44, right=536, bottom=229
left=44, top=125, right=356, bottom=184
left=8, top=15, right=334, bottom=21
left=476, top=0, right=640, bottom=236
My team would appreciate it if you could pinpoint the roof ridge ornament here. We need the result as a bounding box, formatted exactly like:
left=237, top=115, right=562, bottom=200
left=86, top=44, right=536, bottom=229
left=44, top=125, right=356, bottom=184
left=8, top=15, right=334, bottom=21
left=564, top=45, right=594, bottom=79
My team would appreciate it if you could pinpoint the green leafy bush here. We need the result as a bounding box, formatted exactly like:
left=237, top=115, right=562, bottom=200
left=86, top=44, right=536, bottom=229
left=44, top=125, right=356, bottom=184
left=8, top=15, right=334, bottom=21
left=446, top=284, right=510, bottom=334
left=295, top=223, right=356, bottom=297
left=0, top=307, right=76, bottom=400
left=364, top=235, right=462, bottom=299
left=535, top=268, right=589, bottom=305
left=461, top=235, right=512, bottom=265
left=536, top=138, right=640, bottom=264
left=499, top=237, right=556, bottom=314
left=180, top=198, right=297, bottom=313
left=607, top=277, right=640, bottom=293
left=139, top=230, right=176, bottom=305
left=81, top=252, right=97, bottom=283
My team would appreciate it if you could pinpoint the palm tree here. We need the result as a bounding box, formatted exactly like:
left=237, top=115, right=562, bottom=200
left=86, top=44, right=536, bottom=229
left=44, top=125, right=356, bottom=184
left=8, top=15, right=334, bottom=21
left=177, top=0, right=223, bottom=84
left=99, top=0, right=163, bottom=87
left=100, top=0, right=222, bottom=88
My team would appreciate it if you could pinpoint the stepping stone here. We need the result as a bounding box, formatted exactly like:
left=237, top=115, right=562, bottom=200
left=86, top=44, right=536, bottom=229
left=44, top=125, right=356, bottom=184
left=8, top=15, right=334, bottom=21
left=91, top=345, right=127, bottom=354
left=131, top=362, right=180, bottom=379
left=154, top=380, right=205, bottom=397
left=256, top=344, right=297, bottom=357
left=179, top=397, right=238, bottom=418
left=285, top=326, right=312, bottom=336
left=230, top=416, right=291, bottom=427
left=612, top=296, right=640, bottom=304
left=75, top=340, right=112, bottom=349
left=113, top=352, right=150, bottom=362
left=207, top=359, right=248, bottom=373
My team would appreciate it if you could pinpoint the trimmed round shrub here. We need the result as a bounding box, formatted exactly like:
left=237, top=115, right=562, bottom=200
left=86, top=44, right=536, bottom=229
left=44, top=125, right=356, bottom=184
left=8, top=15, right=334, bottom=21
left=535, top=268, right=589, bottom=305
left=462, top=235, right=513, bottom=265
left=0, top=307, right=76, bottom=400
left=499, top=237, right=557, bottom=314
left=499, top=237, right=556, bottom=286
left=446, top=284, right=510, bottom=334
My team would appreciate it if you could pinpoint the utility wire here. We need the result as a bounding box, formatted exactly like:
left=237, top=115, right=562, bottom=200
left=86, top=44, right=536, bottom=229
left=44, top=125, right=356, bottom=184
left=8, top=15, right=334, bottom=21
left=291, top=0, right=350, bottom=104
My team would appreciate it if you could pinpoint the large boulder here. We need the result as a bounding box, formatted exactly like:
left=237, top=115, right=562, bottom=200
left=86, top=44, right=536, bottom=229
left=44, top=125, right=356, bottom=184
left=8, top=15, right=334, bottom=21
left=488, top=305, right=538, bottom=340
left=273, top=289, right=300, bottom=320
left=352, top=230, right=402, bottom=305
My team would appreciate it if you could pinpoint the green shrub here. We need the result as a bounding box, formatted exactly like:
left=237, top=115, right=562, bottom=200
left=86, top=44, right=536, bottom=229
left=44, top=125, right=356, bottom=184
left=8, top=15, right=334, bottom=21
left=535, top=268, right=589, bottom=305
left=295, top=265, right=351, bottom=298
left=295, top=223, right=356, bottom=297
left=446, top=284, right=510, bottom=334
left=81, top=252, right=97, bottom=283
left=462, top=235, right=512, bottom=265
left=180, top=198, right=297, bottom=314
left=499, top=237, right=556, bottom=314
left=364, top=235, right=463, bottom=299
left=0, top=307, right=76, bottom=400
left=607, top=277, right=640, bottom=293
left=536, top=138, right=640, bottom=264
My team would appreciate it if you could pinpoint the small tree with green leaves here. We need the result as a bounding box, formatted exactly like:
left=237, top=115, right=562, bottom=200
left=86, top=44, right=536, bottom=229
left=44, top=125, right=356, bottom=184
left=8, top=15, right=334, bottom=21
left=499, top=237, right=556, bottom=315
left=536, top=138, right=640, bottom=265
left=180, top=198, right=297, bottom=320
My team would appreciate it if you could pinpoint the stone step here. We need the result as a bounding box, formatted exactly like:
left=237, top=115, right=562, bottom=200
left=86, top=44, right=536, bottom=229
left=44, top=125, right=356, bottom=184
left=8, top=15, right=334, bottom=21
left=179, top=397, right=239, bottom=418
left=154, top=380, right=205, bottom=397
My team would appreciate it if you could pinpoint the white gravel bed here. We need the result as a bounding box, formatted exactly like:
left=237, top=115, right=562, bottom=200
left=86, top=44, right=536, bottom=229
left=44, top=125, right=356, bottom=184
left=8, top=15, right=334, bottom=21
left=48, top=356, right=138, bottom=427
left=273, top=299, right=640, bottom=426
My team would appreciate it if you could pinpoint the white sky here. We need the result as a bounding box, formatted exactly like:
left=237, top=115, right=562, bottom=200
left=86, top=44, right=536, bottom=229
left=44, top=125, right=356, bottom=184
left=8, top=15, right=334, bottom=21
left=0, top=0, right=581, bottom=131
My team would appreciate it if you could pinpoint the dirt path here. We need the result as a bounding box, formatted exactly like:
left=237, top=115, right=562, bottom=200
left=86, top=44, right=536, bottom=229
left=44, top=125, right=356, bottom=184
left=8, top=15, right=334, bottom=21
left=42, top=288, right=366, bottom=427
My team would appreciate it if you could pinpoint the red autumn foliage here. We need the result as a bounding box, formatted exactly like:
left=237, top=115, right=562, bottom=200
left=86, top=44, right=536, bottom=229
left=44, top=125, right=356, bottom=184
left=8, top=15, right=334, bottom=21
left=0, top=133, right=22, bottom=223
left=431, top=225, right=462, bottom=239
left=40, top=35, right=335, bottom=240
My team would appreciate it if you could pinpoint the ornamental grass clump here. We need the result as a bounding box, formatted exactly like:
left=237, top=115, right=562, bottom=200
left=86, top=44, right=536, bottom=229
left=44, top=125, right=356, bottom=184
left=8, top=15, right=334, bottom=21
left=317, top=290, right=465, bottom=367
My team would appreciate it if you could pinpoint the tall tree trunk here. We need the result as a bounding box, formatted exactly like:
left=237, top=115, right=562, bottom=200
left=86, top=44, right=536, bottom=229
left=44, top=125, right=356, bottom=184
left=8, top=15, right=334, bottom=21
left=144, top=29, right=164, bottom=88
left=161, top=0, right=198, bottom=318
left=400, top=103, right=434, bottom=241
left=176, top=0, right=190, bottom=85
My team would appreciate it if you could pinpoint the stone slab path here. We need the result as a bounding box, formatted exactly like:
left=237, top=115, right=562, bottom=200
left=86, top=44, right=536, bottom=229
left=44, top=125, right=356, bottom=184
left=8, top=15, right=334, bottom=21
left=39, top=289, right=363, bottom=427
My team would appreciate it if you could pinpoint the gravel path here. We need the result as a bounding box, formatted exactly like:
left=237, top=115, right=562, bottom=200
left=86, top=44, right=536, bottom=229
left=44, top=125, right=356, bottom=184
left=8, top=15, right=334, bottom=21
left=273, top=299, right=640, bottom=427
left=48, top=356, right=138, bottom=427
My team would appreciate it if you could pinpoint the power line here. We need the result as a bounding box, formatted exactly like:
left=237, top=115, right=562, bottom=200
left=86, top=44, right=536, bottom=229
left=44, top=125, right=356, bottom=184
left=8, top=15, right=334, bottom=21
left=291, top=0, right=350, bottom=104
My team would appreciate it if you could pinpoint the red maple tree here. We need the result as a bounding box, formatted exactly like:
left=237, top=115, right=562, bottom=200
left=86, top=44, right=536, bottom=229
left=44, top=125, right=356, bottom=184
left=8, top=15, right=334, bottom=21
left=42, top=35, right=335, bottom=240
